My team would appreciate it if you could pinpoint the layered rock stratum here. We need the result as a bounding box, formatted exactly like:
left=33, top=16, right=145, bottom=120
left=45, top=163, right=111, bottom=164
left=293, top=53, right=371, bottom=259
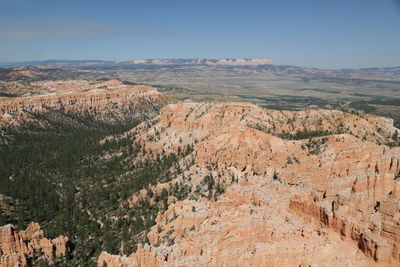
left=0, top=222, right=69, bottom=266
left=99, top=102, right=400, bottom=266
left=0, top=79, right=175, bottom=126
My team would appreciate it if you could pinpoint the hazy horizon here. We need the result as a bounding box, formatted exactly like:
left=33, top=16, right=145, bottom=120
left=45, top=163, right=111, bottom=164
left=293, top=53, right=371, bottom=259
left=1, top=57, right=400, bottom=70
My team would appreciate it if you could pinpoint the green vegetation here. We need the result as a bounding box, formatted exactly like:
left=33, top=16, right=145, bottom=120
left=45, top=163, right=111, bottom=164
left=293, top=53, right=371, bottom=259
left=387, top=130, right=400, bottom=147
left=0, top=91, right=19, bottom=97
left=303, top=137, right=328, bottom=155
left=0, top=110, right=184, bottom=266
left=196, top=175, right=225, bottom=200
left=276, top=130, right=335, bottom=140
left=273, top=171, right=280, bottom=181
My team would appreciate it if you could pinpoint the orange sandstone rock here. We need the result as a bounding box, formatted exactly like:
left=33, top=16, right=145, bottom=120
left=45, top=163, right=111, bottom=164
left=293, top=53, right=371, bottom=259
left=0, top=222, right=69, bottom=267
left=0, top=80, right=176, bottom=126
left=99, top=102, right=400, bottom=266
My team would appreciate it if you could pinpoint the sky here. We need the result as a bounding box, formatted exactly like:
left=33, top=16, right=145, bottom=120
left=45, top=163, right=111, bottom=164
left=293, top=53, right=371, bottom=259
left=0, top=0, right=399, bottom=69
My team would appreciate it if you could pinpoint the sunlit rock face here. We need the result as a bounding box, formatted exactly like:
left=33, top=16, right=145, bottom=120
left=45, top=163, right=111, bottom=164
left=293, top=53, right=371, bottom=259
left=98, top=101, right=400, bottom=266
left=0, top=80, right=176, bottom=126
left=0, top=222, right=69, bottom=267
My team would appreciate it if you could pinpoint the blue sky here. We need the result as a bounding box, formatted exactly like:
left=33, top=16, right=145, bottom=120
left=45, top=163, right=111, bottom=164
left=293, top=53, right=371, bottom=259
left=0, top=0, right=399, bottom=68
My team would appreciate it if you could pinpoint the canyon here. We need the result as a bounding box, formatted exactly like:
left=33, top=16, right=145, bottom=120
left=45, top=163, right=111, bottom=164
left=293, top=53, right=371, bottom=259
left=0, top=78, right=399, bottom=266
left=99, top=102, right=400, bottom=266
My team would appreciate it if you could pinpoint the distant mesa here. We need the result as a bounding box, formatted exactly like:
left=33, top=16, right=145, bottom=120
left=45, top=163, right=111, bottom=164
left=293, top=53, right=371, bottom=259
left=205, top=58, right=277, bottom=66
left=130, top=58, right=278, bottom=66
left=0, top=58, right=278, bottom=68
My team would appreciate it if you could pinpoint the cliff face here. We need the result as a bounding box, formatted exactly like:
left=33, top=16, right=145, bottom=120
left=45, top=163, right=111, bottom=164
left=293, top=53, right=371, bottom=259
left=99, top=102, right=400, bottom=266
left=134, top=102, right=398, bottom=154
left=0, top=222, right=69, bottom=267
left=0, top=80, right=176, bottom=126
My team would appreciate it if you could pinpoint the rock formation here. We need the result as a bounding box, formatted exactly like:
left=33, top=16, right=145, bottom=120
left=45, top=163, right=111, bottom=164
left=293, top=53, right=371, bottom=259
left=99, top=102, right=400, bottom=266
left=0, top=222, right=69, bottom=267
left=0, top=79, right=176, bottom=126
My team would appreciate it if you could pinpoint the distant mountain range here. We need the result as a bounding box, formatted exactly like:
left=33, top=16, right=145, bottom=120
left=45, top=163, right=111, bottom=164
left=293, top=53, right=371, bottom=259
left=0, top=59, right=399, bottom=73
left=0, top=58, right=278, bottom=68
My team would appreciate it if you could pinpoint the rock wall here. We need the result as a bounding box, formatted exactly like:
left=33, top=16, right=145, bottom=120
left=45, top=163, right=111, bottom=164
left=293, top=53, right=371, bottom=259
left=0, top=222, right=69, bottom=267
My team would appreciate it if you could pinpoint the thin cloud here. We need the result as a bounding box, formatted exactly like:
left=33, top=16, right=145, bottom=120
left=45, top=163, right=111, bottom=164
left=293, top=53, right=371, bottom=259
left=0, top=18, right=155, bottom=39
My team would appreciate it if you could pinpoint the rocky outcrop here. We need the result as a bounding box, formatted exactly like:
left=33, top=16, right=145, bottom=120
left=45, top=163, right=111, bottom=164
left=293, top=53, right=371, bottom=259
left=94, top=101, right=400, bottom=266
left=0, top=222, right=69, bottom=267
left=101, top=180, right=385, bottom=266
left=0, top=80, right=176, bottom=126
left=98, top=247, right=164, bottom=267
left=290, top=177, right=400, bottom=262
left=133, top=102, right=399, bottom=157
